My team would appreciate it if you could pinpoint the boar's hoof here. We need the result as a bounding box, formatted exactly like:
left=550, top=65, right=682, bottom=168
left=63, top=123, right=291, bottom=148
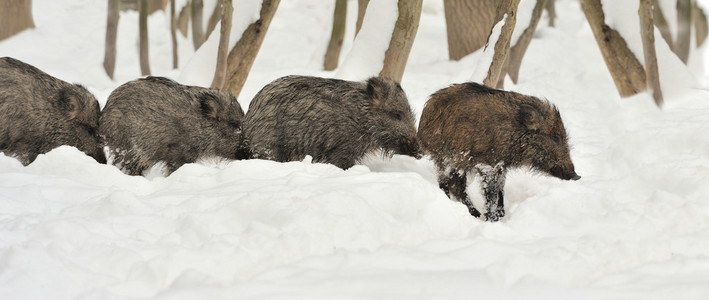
left=467, top=206, right=482, bottom=218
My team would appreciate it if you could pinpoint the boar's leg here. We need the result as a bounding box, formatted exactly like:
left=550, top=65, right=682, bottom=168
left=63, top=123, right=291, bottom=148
left=476, top=163, right=507, bottom=222
left=438, top=168, right=482, bottom=218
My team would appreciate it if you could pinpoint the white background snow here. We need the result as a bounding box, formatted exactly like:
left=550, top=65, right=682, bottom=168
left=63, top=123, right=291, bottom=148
left=2, top=0, right=709, bottom=299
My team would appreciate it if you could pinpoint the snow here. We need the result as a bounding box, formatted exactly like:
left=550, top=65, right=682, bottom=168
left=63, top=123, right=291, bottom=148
left=471, top=14, right=507, bottom=83
left=2, top=0, right=709, bottom=299
left=335, top=0, right=399, bottom=81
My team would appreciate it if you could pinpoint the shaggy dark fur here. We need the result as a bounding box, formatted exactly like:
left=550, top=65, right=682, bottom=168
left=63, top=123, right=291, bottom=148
left=243, top=75, right=421, bottom=169
left=418, top=82, right=580, bottom=221
left=0, top=57, right=105, bottom=165
left=99, top=76, right=248, bottom=176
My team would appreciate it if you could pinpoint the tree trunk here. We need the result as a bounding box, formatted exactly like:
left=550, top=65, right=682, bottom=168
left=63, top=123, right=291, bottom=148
left=178, top=3, right=190, bottom=37
left=482, top=0, right=520, bottom=88
left=444, top=0, right=497, bottom=61
left=225, top=0, right=280, bottom=98
left=639, top=0, right=663, bottom=107
left=507, top=0, right=546, bottom=84
left=139, top=0, right=151, bottom=75
left=545, top=0, right=556, bottom=27
left=192, top=0, right=205, bottom=50
left=694, top=3, right=708, bottom=47
left=211, top=0, right=232, bottom=90
left=580, top=0, right=645, bottom=97
left=355, top=0, right=370, bottom=36
left=170, top=0, right=178, bottom=69
left=104, top=0, right=120, bottom=79
left=379, top=0, right=423, bottom=82
left=324, top=0, right=347, bottom=71
left=653, top=0, right=673, bottom=49
left=676, top=0, right=691, bottom=63
left=207, top=2, right=222, bottom=39
left=0, top=0, right=35, bottom=41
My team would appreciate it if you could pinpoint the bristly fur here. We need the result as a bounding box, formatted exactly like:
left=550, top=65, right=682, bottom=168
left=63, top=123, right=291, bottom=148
left=99, top=76, right=248, bottom=176
left=243, top=75, right=421, bottom=169
left=418, top=82, right=579, bottom=221
left=0, top=57, right=106, bottom=165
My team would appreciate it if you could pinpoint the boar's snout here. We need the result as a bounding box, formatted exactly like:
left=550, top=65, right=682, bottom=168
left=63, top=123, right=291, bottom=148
left=394, top=137, right=422, bottom=159
left=550, top=165, right=580, bottom=181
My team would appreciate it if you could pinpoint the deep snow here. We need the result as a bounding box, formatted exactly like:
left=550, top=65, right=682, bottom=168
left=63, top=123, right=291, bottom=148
left=2, top=0, right=709, bottom=299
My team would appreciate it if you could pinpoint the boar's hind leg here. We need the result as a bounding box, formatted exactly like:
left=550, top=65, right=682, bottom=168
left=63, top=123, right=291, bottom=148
left=476, top=163, right=507, bottom=222
left=438, top=169, right=481, bottom=218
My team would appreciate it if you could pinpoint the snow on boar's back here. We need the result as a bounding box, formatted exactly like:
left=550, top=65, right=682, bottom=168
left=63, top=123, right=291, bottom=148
left=243, top=75, right=422, bottom=169
left=418, top=82, right=580, bottom=221
left=0, top=57, right=106, bottom=165
left=99, top=76, right=249, bottom=176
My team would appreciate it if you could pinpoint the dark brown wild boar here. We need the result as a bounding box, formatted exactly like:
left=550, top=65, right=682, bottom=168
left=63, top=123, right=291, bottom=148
left=418, top=82, right=580, bottom=221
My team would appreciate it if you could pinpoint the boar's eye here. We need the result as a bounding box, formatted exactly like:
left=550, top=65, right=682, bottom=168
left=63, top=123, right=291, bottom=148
left=388, top=111, right=403, bottom=121
left=552, top=134, right=561, bottom=143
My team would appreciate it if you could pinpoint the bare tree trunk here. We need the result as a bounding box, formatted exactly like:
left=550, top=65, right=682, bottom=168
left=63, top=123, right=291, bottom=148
left=639, top=0, right=663, bottom=107
left=104, top=0, right=120, bottom=79
left=207, top=2, right=222, bottom=39
left=211, top=0, right=232, bottom=90
left=444, top=0, right=497, bottom=61
left=379, top=0, right=423, bottom=82
left=192, top=0, right=205, bottom=50
left=0, top=0, right=35, bottom=41
left=676, top=0, right=691, bottom=63
left=355, top=0, right=370, bottom=36
left=694, top=3, right=708, bottom=47
left=178, top=3, right=190, bottom=37
left=580, top=0, right=645, bottom=97
left=139, top=0, right=151, bottom=75
left=170, top=0, right=178, bottom=69
left=507, top=0, right=546, bottom=84
left=324, top=0, right=347, bottom=71
left=482, top=0, right=520, bottom=88
left=545, top=0, right=556, bottom=27
left=225, top=0, right=280, bottom=98
left=653, top=0, right=673, bottom=48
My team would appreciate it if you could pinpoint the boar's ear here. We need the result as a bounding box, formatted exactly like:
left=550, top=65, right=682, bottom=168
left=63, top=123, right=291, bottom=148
left=518, top=103, right=542, bottom=132
left=55, top=86, right=83, bottom=120
left=366, top=77, right=391, bottom=108
left=199, top=92, right=224, bottom=120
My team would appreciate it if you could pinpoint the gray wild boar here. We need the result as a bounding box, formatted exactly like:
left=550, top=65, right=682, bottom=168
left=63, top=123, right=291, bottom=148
left=418, top=82, right=580, bottom=221
left=243, top=75, right=421, bottom=169
left=0, top=57, right=106, bottom=165
left=99, top=76, right=248, bottom=176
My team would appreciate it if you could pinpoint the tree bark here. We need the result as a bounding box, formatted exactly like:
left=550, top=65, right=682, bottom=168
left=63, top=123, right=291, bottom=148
left=324, top=0, right=347, bottom=71
left=170, top=0, right=178, bottom=69
left=104, top=0, right=120, bottom=79
left=482, top=0, right=520, bottom=88
left=139, top=0, right=151, bottom=75
left=676, top=0, right=691, bottom=63
left=443, top=0, right=497, bottom=61
left=355, top=0, right=370, bottom=36
left=545, top=0, right=556, bottom=27
left=507, top=0, right=546, bottom=84
left=379, top=0, right=423, bottom=82
left=694, top=3, right=708, bottom=47
left=211, top=0, right=232, bottom=90
left=225, top=0, right=280, bottom=98
left=177, top=3, right=190, bottom=37
left=192, top=0, right=205, bottom=50
left=653, top=0, right=673, bottom=49
left=639, top=0, right=663, bottom=107
left=580, top=0, right=645, bottom=97
left=207, top=2, right=222, bottom=39
left=0, top=0, right=35, bottom=41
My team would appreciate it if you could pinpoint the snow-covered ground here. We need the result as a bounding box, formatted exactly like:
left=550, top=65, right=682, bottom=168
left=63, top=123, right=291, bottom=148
left=2, top=0, right=709, bottom=299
